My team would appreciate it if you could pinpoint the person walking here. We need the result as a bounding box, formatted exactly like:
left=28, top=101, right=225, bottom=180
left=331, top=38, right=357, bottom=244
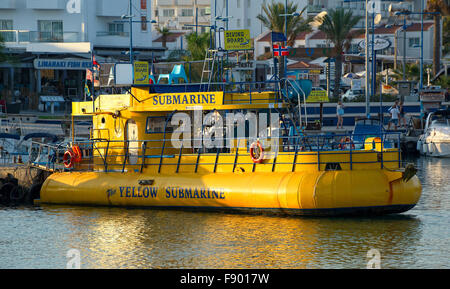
left=336, top=100, right=345, bottom=129
left=388, top=101, right=400, bottom=131
left=398, top=101, right=407, bottom=128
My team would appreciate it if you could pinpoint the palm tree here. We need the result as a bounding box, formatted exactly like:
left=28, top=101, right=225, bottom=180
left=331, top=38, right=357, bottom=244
left=426, top=0, right=450, bottom=76
left=257, top=1, right=311, bottom=78
left=184, top=32, right=210, bottom=61
left=156, top=26, right=172, bottom=49
left=391, top=63, right=421, bottom=82
left=318, top=8, right=362, bottom=98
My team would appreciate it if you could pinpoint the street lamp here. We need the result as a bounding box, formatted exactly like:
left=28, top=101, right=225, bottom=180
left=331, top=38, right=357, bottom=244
left=279, top=3, right=303, bottom=78
left=116, top=0, right=157, bottom=64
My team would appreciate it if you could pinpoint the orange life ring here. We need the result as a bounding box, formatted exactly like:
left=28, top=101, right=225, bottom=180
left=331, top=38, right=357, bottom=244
left=63, top=149, right=75, bottom=168
left=339, top=137, right=355, bottom=150
left=71, top=145, right=82, bottom=163
left=250, top=141, right=264, bottom=164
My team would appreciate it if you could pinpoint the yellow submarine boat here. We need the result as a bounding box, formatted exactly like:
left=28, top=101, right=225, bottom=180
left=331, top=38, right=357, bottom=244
left=38, top=81, right=421, bottom=216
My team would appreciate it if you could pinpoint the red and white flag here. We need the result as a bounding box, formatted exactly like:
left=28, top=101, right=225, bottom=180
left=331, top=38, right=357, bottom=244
left=273, top=44, right=289, bottom=57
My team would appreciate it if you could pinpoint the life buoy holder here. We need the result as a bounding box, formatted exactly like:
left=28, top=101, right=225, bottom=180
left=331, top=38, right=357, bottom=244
left=339, top=137, right=355, bottom=150
left=63, top=149, right=75, bottom=169
left=250, top=141, right=264, bottom=164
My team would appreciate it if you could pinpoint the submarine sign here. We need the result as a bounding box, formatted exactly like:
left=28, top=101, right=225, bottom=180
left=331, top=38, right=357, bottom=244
left=117, top=186, right=226, bottom=200
left=151, top=92, right=224, bottom=108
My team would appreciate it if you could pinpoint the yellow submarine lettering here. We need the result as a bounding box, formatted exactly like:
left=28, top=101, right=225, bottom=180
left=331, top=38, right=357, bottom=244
left=119, top=186, right=158, bottom=198
left=165, top=187, right=225, bottom=199
left=152, top=93, right=217, bottom=106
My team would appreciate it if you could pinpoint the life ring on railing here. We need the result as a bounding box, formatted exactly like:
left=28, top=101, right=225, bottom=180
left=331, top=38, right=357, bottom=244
left=71, top=145, right=82, bottom=163
left=339, top=137, right=355, bottom=150
left=250, top=141, right=264, bottom=164
left=63, top=149, right=75, bottom=169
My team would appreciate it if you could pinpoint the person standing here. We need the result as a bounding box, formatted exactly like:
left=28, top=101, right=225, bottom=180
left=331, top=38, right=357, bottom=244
left=388, top=102, right=400, bottom=130
left=398, top=101, right=407, bottom=128
left=336, top=101, right=345, bottom=129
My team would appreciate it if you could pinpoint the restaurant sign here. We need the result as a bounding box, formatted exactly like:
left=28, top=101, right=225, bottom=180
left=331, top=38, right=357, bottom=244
left=34, top=58, right=92, bottom=70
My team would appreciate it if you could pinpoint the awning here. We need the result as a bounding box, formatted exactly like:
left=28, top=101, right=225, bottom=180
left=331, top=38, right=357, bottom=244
left=39, top=95, right=65, bottom=102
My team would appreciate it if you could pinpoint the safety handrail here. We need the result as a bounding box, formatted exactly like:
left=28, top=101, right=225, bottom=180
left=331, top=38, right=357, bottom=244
left=46, top=132, right=402, bottom=173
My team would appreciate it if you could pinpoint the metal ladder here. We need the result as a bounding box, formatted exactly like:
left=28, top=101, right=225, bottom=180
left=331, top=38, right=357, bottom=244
left=201, top=49, right=218, bottom=91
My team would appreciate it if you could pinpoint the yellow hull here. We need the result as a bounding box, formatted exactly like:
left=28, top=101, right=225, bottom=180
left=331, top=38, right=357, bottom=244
left=40, top=169, right=421, bottom=216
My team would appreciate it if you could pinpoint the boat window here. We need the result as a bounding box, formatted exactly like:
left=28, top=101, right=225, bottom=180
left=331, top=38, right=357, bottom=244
left=146, top=116, right=174, bottom=134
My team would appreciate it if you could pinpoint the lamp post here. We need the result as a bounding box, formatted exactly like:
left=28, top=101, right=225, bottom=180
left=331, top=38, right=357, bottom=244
left=116, top=0, right=157, bottom=64
left=365, top=0, right=370, bottom=118
left=279, top=9, right=300, bottom=78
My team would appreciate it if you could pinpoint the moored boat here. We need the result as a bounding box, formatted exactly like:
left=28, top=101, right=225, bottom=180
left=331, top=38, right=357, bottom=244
left=417, top=108, right=450, bottom=158
left=36, top=78, right=422, bottom=216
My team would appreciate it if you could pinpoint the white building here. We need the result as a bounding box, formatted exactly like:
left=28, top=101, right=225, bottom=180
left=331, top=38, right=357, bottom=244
left=0, top=0, right=163, bottom=109
left=211, top=0, right=309, bottom=40
left=151, top=0, right=211, bottom=58
left=152, top=0, right=211, bottom=32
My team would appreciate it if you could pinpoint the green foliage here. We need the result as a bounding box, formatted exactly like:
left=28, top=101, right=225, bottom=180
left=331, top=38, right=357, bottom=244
left=183, top=32, right=210, bottom=61
left=156, top=26, right=172, bottom=48
left=318, top=8, right=362, bottom=98
left=256, top=1, right=311, bottom=46
left=444, top=16, right=450, bottom=55
left=434, top=75, right=450, bottom=88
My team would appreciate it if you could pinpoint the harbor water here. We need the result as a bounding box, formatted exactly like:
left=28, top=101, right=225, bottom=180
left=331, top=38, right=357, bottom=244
left=0, top=157, right=449, bottom=269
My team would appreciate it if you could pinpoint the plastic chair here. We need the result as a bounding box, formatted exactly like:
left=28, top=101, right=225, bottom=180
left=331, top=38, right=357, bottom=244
left=157, top=64, right=188, bottom=84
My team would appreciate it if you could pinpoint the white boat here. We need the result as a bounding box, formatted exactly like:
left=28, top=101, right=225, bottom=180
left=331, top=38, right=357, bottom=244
left=417, top=109, right=450, bottom=157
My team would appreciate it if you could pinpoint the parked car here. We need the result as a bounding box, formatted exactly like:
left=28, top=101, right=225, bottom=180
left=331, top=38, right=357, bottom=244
left=342, top=89, right=364, bottom=101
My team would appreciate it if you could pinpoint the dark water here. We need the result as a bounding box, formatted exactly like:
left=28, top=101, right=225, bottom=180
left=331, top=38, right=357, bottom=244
left=0, top=157, right=449, bottom=269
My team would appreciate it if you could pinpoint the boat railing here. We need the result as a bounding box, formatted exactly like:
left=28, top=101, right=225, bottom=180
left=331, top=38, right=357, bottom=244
left=35, top=132, right=403, bottom=173
left=27, top=141, right=67, bottom=172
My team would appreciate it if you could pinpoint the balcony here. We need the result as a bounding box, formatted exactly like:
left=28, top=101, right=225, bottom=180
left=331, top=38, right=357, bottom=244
left=1, top=30, right=81, bottom=44
left=196, top=0, right=210, bottom=6
left=0, top=0, right=16, bottom=9
left=177, top=0, right=193, bottom=5
left=96, top=31, right=130, bottom=37
left=307, top=5, right=325, bottom=14
left=26, top=0, right=65, bottom=10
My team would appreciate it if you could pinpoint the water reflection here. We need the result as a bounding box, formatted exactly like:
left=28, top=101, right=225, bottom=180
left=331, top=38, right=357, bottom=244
left=34, top=206, right=422, bottom=269
left=0, top=157, right=448, bottom=269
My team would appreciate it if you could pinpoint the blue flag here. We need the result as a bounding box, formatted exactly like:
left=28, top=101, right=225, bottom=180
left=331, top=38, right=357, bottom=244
left=271, top=31, right=287, bottom=42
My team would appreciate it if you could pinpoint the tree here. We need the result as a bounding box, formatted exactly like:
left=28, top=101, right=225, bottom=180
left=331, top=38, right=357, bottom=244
left=257, top=1, right=311, bottom=78
left=391, top=63, right=421, bottom=82
left=156, top=26, right=172, bottom=49
left=426, top=0, right=450, bottom=76
left=318, top=8, right=362, bottom=98
left=184, top=32, right=210, bottom=61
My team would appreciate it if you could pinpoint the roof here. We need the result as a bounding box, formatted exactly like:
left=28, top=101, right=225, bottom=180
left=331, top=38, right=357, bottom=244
left=287, top=61, right=323, bottom=70
left=256, top=31, right=309, bottom=42
left=354, top=22, right=434, bottom=39
left=153, top=32, right=185, bottom=43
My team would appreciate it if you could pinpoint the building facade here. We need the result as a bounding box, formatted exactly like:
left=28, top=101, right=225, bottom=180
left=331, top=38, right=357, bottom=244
left=211, top=0, right=309, bottom=40
left=0, top=0, right=163, bottom=111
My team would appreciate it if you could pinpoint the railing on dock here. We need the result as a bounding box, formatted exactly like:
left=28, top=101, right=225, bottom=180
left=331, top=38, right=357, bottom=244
left=27, top=132, right=403, bottom=174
